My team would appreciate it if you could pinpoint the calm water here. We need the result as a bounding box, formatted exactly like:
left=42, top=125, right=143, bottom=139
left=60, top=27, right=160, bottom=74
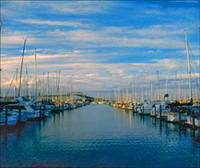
left=1, top=104, right=200, bottom=168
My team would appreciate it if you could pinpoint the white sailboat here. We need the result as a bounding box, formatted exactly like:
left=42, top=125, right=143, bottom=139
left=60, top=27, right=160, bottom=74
left=165, top=31, right=200, bottom=126
left=156, top=94, right=171, bottom=119
left=7, top=96, right=40, bottom=120
left=182, top=31, right=200, bottom=127
left=138, top=100, right=155, bottom=115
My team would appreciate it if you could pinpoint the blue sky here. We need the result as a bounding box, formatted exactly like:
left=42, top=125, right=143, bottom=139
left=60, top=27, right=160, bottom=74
left=1, top=0, right=200, bottom=98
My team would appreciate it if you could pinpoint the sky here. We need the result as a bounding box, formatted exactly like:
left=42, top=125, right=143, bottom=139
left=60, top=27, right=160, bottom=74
left=1, top=0, right=200, bottom=99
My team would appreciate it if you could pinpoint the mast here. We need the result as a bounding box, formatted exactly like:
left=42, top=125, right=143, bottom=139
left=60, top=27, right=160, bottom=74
left=117, top=87, right=120, bottom=102
left=141, top=81, right=144, bottom=101
left=175, top=71, right=178, bottom=100
left=145, top=73, right=148, bottom=101
left=150, top=81, right=153, bottom=101
left=57, top=70, right=61, bottom=101
left=52, top=74, right=55, bottom=101
left=5, top=73, right=16, bottom=100
left=18, top=39, right=27, bottom=97
left=165, top=76, right=168, bottom=95
left=132, top=81, right=134, bottom=102
left=34, top=49, right=38, bottom=95
left=179, top=74, right=182, bottom=101
left=184, top=30, right=193, bottom=102
left=25, top=64, right=29, bottom=97
left=15, top=68, right=18, bottom=98
left=47, top=72, right=50, bottom=101
left=42, top=72, right=45, bottom=99
left=157, top=71, right=160, bottom=101
left=125, top=85, right=129, bottom=102
left=0, top=21, right=2, bottom=101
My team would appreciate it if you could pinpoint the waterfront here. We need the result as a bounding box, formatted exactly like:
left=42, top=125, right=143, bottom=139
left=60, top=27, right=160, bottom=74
left=1, top=104, right=199, bottom=168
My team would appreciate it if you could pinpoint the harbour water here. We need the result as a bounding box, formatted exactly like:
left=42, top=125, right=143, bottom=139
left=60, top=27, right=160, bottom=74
left=1, top=104, right=200, bottom=167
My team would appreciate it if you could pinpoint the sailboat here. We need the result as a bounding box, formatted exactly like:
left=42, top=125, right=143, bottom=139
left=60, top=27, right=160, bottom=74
left=0, top=39, right=27, bottom=126
left=12, top=41, right=41, bottom=120
left=166, top=31, right=199, bottom=126
left=139, top=72, right=160, bottom=116
left=7, top=95, right=40, bottom=120
left=138, top=100, right=154, bottom=115
left=184, top=31, right=200, bottom=127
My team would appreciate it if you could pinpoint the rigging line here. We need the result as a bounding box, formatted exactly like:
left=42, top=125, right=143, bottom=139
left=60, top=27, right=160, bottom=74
left=5, top=73, right=16, bottom=100
left=18, top=39, right=27, bottom=97
left=188, top=44, right=200, bottom=73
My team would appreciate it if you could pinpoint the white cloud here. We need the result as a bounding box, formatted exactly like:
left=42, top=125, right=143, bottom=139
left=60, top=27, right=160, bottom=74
left=47, top=1, right=115, bottom=14
left=17, top=19, right=90, bottom=28
left=46, top=27, right=186, bottom=49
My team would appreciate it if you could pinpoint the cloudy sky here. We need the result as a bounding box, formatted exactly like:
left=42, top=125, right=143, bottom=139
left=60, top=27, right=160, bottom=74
left=1, top=0, right=199, bottom=98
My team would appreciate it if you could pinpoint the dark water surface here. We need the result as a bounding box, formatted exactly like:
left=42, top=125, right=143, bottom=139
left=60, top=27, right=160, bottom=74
left=1, top=104, right=200, bottom=167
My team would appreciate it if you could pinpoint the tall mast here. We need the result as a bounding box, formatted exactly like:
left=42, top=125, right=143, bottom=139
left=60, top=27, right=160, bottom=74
left=179, top=74, right=182, bottom=100
left=157, top=71, right=160, bottom=101
left=57, top=70, right=61, bottom=101
left=141, top=81, right=144, bottom=101
left=52, top=74, right=55, bottom=101
left=47, top=72, right=49, bottom=101
left=165, top=76, right=168, bottom=94
left=42, top=72, right=45, bottom=99
left=34, top=49, right=38, bottom=95
left=184, top=30, right=193, bottom=102
left=175, top=71, right=178, bottom=100
left=132, top=81, right=134, bottom=102
left=145, top=73, right=148, bottom=101
left=0, top=21, right=2, bottom=101
left=25, top=64, right=29, bottom=97
left=18, top=39, right=27, bottom=97
left=125, top=85, right=129, bottom=102
left=150, top=81, right=153, bottom=101
left=117, top=87, right=120, bottom=102
left=15, top=68, right=18, bottom=98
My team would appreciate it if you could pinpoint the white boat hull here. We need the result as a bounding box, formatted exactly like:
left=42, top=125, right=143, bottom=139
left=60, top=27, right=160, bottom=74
left=186, top=117, right=200, bottom=127
left=26, top=111, right=40, bottom=119
left=139, top=108, right=151, bottom=115
left=10, top=110, right=28, bottom=122
left=167, top=113, right=187, bottom=122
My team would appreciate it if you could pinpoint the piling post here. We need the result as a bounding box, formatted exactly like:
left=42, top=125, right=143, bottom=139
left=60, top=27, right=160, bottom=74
left=62, top=103, right=64, bottom=112
left=155, top=106, right=157, bottom=117
left=192, top=109, right=195, bottom=130
left=5, top=106, right=8, bottom=126
left=43, top=105, right=46, bottom=117
left=53, top=104, right=55, bottom=111
left=40, top=106, right=42, bottom=118
left=18, top=104, right=21, bottom=123
left=159, top=104, right=162, bottom=120
left=142, top=105, right=144, bottom=115
left=179, top=107, right=181, bottom=124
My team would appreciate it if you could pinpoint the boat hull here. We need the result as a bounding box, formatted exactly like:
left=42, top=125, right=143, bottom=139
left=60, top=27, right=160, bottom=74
left=0, top=114, right=18, bottom=126
left=167, top=112, right=187, bottom=123
left=185, top=117, right=200, bottom=127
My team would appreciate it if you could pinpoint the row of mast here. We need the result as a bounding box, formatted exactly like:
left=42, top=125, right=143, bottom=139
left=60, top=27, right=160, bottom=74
left=103, top=31, right=197, bottom=102
left=0, top=28, right=198, bottom=102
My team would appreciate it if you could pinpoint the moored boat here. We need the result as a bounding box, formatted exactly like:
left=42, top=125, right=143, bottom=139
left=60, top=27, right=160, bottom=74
left=185, top=106, right=200, bottom=127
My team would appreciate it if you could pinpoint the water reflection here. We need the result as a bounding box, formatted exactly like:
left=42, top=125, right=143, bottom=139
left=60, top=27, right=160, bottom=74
left=1, top=106, right=199, bottom=144
left=0, top=104, right=199, bottom=168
